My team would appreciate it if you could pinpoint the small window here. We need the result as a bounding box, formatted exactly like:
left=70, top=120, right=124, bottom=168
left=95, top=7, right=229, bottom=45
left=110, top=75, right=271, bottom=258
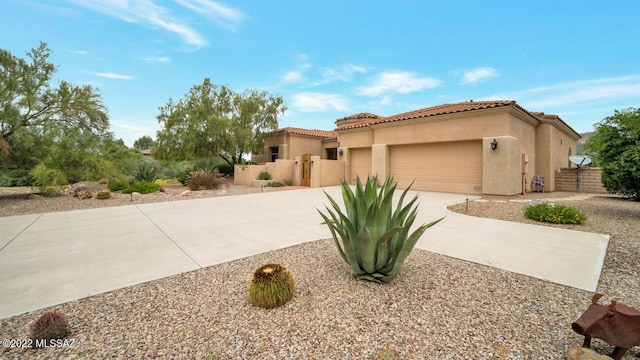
left=568, top=148, right=572, bottom=168
left=270, top=147, right=279, bottom=162
left=326, top=148, right=337, bottom=160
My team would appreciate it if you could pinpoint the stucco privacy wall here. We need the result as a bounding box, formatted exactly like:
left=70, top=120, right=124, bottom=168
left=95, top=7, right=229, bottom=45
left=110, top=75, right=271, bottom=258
left=234, top=164, right=267, bottom=186
left=315, top=159, right=346, bottom=187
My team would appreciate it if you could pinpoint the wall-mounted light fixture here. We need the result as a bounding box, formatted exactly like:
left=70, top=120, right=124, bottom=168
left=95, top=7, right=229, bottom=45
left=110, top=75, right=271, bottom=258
left=490, top=139, right=498, bottom=151
left=311, top=160, right=314, bottom=165
left=294, top=160, right=298, bottom=165
left=338, top=148, right=343, bottom=156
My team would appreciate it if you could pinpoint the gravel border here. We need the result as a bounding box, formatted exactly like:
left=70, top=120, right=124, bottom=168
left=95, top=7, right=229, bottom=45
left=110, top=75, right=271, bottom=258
left=1, top=192, right=639, bottom=359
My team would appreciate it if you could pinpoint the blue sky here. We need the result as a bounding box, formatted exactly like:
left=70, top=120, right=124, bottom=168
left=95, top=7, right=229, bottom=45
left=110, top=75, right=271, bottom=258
left=2, top=1, right=640, bottom=146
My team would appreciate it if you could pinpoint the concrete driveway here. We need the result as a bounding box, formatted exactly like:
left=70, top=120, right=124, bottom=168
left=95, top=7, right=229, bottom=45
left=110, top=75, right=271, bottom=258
left=0, top=187, right=609, bottom=319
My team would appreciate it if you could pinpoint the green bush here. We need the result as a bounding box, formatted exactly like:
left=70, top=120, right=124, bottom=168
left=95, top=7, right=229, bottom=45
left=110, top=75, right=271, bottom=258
left=186, top=169, right=226, bottom=191
left=267, top=181, right=284, bottom=187
left=29, top=163, right=68, bottom=194
left=284, top=178, right=293, bottom=186
left=318, top=176, right=443, bottom=283
left=123, top=180, right=160, bottom=194
left=524, top=201, right=587, bottom=224
left=108, top=179, right=129, bottom=192
left=214, top=163, right=234, bottom=177
left=98, top=179, right=108, bottom=185
left=0, top=169, right=32, bottom=186
left=258, top=171, right=271, bottom=180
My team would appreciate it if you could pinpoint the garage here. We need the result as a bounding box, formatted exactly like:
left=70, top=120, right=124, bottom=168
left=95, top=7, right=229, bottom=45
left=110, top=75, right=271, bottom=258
left=389, top=141, right=483, bottom=194
left=349, top=147, right=372, bottom=184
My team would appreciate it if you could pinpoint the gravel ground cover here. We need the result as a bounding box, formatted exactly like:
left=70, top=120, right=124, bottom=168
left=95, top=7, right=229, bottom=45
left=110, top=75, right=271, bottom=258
left=1, top=190, right=639, bottom=359
left=0, top=182, right=290, bottom=218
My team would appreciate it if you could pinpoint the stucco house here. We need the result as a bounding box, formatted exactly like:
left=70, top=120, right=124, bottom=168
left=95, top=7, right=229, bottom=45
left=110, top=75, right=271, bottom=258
left=252, top=127, right=338, bottom=163
left=250, top=100, right=580, bottom=195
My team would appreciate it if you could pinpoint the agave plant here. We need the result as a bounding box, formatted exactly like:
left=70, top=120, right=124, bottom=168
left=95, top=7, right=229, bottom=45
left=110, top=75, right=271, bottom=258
left=318, top=176, right=443, bottom=283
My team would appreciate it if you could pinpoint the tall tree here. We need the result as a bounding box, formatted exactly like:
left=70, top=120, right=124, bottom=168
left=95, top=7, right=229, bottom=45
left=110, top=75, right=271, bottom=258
left=0, top=42, right=109, bottom=155
left=153, top=78, right=286, bottom=164
left=585, top=107, right=640, bottom=200
left=133, top=135, right=155, bottom=150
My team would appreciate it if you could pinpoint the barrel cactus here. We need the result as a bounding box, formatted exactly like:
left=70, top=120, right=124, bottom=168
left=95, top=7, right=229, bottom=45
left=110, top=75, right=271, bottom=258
left=29, top=310, right=70, bottom=347
left=248, top=264, right=295, bottom=309
left=96, top=189, right=111, bottom=199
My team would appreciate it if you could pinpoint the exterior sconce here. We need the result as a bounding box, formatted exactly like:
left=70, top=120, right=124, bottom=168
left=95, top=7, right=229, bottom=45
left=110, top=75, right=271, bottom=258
left=311, top=160, right=314, bottom=165
left=294, top=160, right=298, bottom=165
left=338, top=148, right=344, bottom=156
left=490, top=139, right=498, bottom=151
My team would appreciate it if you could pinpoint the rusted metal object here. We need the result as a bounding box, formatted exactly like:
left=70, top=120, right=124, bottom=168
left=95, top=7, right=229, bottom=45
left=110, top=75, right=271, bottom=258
left=572, top=294, right=640, bottom=360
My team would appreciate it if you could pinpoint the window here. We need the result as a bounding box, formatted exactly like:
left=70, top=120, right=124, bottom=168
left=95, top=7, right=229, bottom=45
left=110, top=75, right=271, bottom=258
left=326, top=148, right=337, bottom=160
left=270, top=147, right=279, bottom=162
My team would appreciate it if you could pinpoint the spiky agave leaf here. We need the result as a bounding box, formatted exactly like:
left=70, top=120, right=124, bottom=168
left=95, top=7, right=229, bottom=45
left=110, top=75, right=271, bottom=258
left=318, top=176, right=443, bottom=283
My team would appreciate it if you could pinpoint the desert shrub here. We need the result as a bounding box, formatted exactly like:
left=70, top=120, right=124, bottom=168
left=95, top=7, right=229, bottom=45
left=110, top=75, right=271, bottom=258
left=108, top=179, right=129, bottom=192
left=186, top=169, right=226, bottom=191
left=154, top=178, right=180, bottom=186
left=284, top=178, right=293, bottom=186
left=318, top=176, right=443, bottom=283
left=258, top=171, right=271, bottom=180
left=122, top=180, right=160, bottom=194
left=135, top=161, right=159, bottom=182
left=96, top=190, right=111, bottom=199
left=369, top=348, right=400, bottom=360
left=0, top=169, right=32, bottom=186
left=29, top=163, right=68, bottom=194
left=248, top=264, right=295, bottom=309
left=98, top=179, right=108, bottom=184
left=267, top=181, right=284, bottom=187
left=214, top=163, right=234, bottom=177
left=29, top=310, right=70, bottom=348
left=524, top=201, right=587, bottom=224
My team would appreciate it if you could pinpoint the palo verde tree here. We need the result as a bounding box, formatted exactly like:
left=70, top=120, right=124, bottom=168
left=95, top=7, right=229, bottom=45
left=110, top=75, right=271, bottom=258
left=153, top=78, right=286, bottom=165
left=0, top=42, right=109, bottom=155
left=585, top=107, right=640, bottom=200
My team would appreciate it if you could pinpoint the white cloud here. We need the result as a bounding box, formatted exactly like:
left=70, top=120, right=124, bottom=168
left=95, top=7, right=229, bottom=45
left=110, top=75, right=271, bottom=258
left=283, top=71, right=302, bottom=82
left=292, top=92, right=349, bottom=112
left=487, top=74, right=640, bottom=109
left=358, top=71, right=440, bottom=96
left=462, top=67, right=497, bottom=84
left=174, top=0, right=245, bottom=31
left=139, top=56, right=170, bottom=63
left=70, top=49, right=89, bottom=55
left=64, top=0, right=244, bottom=46
left=93, top=72, right=135, bottom=80
left=322, top=63, right=367, bottom=83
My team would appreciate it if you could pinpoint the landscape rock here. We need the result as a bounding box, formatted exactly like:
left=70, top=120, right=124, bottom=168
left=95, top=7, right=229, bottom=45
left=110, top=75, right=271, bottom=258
left=180, top=190, right=192, bottom=196
left=74, top=190, right=92, bottom=200
left=566, top=346, right=613, bottom=360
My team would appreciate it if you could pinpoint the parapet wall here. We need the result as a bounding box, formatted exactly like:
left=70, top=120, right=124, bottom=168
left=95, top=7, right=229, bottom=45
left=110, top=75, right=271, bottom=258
left=555, top=167, right=608, bottom=194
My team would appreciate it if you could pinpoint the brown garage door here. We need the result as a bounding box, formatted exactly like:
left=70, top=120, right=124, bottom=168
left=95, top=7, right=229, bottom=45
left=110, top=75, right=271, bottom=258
left=389, top=141, right=482, bottom=194
left=349, top=147, right=372, bottom=184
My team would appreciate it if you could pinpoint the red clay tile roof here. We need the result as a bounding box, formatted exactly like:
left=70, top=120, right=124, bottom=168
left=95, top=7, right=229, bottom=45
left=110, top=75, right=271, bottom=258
left=278, top=127, right=337, bottom=140
left=531, top=112, right=581, bottom=138
left=336, top=100, right=534, bottom=130
left=336, top=112, right=381, bottom=121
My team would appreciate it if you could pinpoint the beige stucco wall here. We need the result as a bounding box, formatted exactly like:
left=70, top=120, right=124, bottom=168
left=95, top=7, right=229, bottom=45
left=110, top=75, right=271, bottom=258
left=233, top=164, right=267, bottom=185
left=260, top=133, right=326, bottom=162
left=289, top=136, right=324, bottom=160
left=309, top=159, right=345, bottom=187
left=535, top=122, right=578, bottom=192
left=482, top=136, right=521, bottom=195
